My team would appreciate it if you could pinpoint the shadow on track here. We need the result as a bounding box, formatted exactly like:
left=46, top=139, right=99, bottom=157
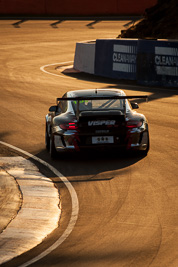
left=50, top=20, right=65, bottom=28
left=12, top=20, right=28, bottom=28
left=34, top=148, right=145, bottom=183
left=62, top=71, right=178, bottom=104
left=86, top=20, right=101, bottom=29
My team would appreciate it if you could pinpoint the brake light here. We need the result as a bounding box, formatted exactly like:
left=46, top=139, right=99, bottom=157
left=68, top=123, right=78, bottom=130
left=126, top=121, right=142, bottom=128
left=59, top=122, right=78, bottom=130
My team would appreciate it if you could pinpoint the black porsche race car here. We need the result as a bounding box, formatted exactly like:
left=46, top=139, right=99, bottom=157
left=45, top=89, right=149, bottom=158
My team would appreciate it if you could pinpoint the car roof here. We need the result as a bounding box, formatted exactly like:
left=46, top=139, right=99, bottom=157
left=66, top=89, right=126, bottom=98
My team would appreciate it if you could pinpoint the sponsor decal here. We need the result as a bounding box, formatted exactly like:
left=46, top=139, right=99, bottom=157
left=112, top=44, right=137, bottom=73
left=88, top=120, right=116, bottom=126
left=155, top=47, right=178, bottom=76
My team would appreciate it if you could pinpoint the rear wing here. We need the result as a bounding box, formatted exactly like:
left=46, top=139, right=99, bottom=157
left=56, top=95, right=148, bottom=120
left=56, top=95, right=148, bottom=103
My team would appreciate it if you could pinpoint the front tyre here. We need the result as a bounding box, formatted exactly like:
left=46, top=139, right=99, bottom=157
left=50, top=134, right=57, bottom=159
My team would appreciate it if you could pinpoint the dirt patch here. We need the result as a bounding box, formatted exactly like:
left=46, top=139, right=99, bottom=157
left=119, top=0, right=178, bottom=39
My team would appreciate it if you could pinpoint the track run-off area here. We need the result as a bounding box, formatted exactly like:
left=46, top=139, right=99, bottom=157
left=0, top=20, right=178, bottom=267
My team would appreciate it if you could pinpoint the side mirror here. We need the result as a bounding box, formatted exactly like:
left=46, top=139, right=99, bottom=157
left=49, top=105, right=57, bottom=112
left=131, top=102, right=139, bottom=109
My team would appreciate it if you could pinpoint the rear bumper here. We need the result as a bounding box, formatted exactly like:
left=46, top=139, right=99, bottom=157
left=53, top=129, right=149, bottom=153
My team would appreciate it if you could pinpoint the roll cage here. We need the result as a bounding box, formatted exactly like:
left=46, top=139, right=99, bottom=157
left=56, top=95, right=148, bottom=120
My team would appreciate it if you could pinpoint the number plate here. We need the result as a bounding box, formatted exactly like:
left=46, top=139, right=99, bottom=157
left=92, top=136, right=114, bottom=144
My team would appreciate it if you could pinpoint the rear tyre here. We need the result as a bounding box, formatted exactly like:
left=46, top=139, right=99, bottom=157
left=45, top=123, right=50, bottom=150
left=50, top=134, right=57, bottom=159
left=140, top=132, right=150, bottom=156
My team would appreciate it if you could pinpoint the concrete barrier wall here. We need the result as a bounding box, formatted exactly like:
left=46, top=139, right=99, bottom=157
left=137, top=40, right=178, bottom=87
left=0, top=0, right=45, bottom=15
left=118, top=0, right=157, bottom=15
left=74, top=42, right=95, bottom=74
left=74, top=39, right=178, bottom=87
left=95, top=39, right=138, bottom=80
left=46, top=0, right=118, bottom=16
left=0, top=0, right=157, bottom=15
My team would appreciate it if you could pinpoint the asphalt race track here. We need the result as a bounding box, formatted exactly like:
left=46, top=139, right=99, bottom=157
left=0, top=19, right=178, bottom=267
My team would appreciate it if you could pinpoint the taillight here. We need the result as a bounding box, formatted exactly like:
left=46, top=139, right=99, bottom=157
left=126, top=121, right=142, bottom=129
left=59, top=122, right=78, bottom=130
left=68, top=122, right=78, bottom=130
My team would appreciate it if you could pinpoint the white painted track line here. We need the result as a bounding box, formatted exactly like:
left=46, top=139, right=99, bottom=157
left=0, top=141, right=79, bottom=267
left=40, top=61, right=178, bottom=93
left=0, top=157, right=60, bottom=265
left=40, top=61, right=74, bottom=79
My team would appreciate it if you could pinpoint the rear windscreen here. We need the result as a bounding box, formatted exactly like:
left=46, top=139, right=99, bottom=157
left=72, top=99, right=125, bottom=113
